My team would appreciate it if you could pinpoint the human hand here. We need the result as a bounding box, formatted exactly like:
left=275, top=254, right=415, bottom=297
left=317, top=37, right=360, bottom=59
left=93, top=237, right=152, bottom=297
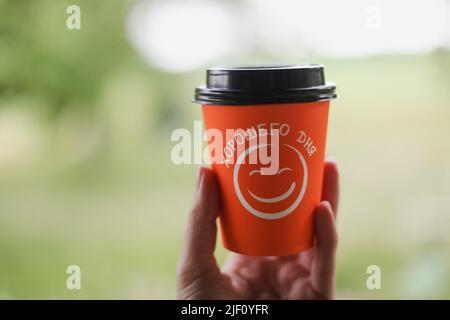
left=176, top=160, right=339, bottom=299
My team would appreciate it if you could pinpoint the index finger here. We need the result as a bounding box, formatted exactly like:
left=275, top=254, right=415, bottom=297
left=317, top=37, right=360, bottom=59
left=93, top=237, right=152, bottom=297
left=321, top=159, right=339, bottom=217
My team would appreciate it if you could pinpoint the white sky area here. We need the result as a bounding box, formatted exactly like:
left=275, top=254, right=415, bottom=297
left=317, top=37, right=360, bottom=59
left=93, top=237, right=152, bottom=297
left=127, top=0, right=450, bottom=72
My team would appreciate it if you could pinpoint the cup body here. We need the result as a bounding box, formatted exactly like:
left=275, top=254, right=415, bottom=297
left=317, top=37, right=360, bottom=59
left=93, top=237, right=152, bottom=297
left=202, top=101, right=330, bottom=256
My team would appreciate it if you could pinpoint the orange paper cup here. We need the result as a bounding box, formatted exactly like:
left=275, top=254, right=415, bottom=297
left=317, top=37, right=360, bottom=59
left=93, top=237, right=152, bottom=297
left=195, top=65, right=336, bottom=256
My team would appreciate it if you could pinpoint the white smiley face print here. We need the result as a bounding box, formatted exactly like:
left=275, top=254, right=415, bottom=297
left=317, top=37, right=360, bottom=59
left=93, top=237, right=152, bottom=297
left=233, top=143, right=308, bottom=220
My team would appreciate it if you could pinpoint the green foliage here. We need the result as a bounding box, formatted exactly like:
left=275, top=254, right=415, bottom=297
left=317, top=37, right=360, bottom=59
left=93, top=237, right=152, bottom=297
left=0, top=0, right=134, bottom=117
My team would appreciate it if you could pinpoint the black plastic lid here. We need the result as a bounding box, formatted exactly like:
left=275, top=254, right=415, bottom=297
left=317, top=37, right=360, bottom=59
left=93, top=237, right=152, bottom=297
left=194, top=64, right=336, bottom=105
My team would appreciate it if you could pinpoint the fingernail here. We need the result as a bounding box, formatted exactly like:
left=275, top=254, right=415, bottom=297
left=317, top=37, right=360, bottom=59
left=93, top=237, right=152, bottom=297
left=321, top=200, right=332, bottom=211
left=326, top=157, right=338, bottom=166
left=196, top=166, right=203, bottom=188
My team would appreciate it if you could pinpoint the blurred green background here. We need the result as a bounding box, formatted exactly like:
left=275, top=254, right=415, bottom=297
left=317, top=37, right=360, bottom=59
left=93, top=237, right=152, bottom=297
left=0, top=0, right=450, bottom=299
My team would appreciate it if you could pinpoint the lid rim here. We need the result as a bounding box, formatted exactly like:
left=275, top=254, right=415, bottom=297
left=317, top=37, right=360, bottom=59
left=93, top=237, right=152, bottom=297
left=194, top=92, right=337, bottom=105
left=195, top=82, right=336, bottom=94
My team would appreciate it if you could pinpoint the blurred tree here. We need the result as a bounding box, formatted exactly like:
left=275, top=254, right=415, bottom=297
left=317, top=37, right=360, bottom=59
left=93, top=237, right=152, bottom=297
left=0, top=0, right=135, bottom=119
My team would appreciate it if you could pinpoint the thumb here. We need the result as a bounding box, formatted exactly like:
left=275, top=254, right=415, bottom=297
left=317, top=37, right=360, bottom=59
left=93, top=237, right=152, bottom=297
left=178, top=167, right=221, bottom=274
